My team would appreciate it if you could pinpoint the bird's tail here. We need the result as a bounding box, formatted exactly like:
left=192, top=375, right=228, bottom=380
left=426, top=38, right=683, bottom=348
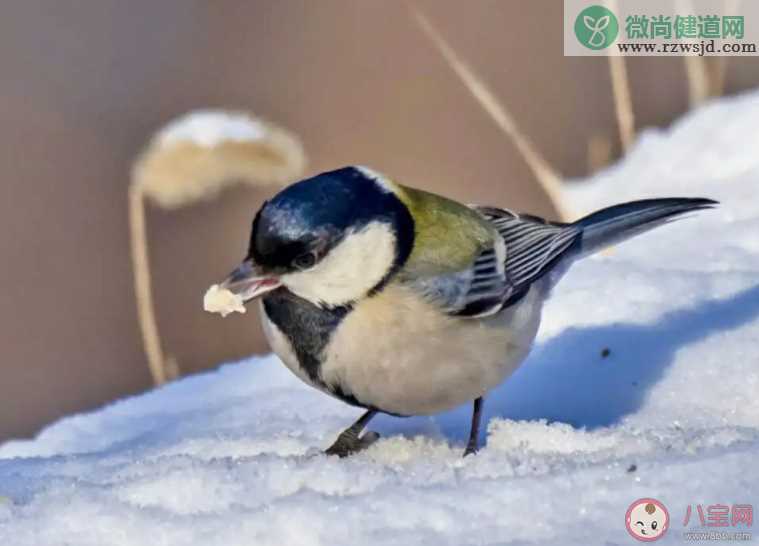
left=572, top=197, right=717, bottom=258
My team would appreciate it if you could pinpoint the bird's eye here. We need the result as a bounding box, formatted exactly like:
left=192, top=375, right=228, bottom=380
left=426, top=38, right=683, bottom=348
left=651, top=521, right=657, bottom=530
left=293, top=251, right=317, bottom=270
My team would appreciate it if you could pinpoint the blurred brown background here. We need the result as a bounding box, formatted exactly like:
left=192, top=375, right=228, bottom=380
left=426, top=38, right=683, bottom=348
left=1, top=0, right=757, bottom=441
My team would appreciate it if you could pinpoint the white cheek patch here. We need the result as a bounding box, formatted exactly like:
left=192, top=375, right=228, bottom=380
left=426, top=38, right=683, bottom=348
left=281, top=222, right=397, bottom=307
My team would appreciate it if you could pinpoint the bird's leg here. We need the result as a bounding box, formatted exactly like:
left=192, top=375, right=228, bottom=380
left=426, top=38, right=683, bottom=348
left=463, top=397, right=484, bottom=457
left=324, top=409, right=379, bottom=457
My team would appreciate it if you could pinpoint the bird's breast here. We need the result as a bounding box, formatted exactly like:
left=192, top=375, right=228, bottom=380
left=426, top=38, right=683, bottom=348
left=319, top=283, right=544, bottom=415
left=259, top=289, right=360, bottom=404
left=260, top=283, right=543, bottom=416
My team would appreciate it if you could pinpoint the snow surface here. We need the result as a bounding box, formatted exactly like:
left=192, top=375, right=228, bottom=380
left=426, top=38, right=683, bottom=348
left=155, top=110, right=266, bottom=148
left=2, top=92, right=759, bottom=545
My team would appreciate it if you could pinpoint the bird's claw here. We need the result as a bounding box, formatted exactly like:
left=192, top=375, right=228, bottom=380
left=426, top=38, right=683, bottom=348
left=324, top=430, right=380, bottom=457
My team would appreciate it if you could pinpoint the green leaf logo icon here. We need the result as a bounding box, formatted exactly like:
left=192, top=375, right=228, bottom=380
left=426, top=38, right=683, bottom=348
left=575, top=5, right=619, bottom=49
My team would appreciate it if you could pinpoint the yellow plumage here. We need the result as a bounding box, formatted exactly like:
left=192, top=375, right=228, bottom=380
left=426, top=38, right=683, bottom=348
left=389, top=182, right=496, bottom=276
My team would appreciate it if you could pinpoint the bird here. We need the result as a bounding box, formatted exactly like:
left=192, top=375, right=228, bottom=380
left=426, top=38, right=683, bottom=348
left=213, top=166, right=716, bottom=457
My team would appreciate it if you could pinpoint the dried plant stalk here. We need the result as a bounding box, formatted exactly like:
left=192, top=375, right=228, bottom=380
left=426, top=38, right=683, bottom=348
left=412, top=8, right=571, bottom=220
left=684, top=55, right=711, bottom=107
left=676, top=0, right=710, bottom=107
left=710, top=57, right=729, bottom=97
left=135, top=113, right=306, bottom=209
left=128, top=184, right=170, bottom=385
left=604, top=0, right=636, bottom=152
left=606, top=54, right=635, bottom=151
left=711, top=0, right=741, bottom=97
left=587, top=133, right=614, bottom=173
left=129, top=111, right=306, bottom=386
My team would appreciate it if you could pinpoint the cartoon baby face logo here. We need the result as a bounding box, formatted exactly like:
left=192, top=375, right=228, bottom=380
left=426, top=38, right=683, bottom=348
left=625, top=498, right=669, bottom=541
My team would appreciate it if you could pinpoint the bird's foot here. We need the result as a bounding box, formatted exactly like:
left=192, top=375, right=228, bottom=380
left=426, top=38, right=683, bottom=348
left=324, top=430, right=380, bottom=458
left=463, top=442, right=479, bottom=457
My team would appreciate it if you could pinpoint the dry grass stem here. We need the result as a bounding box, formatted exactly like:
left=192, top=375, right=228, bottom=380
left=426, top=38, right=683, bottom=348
left=675, top=0, right=710, bottom=107
left=134, top=112, right=306, bottom=209
left=129, top=111, right=307, bottom=386
left=412, top=8, right=571, bottom=220
left=607, top=53, right=636, bottom=151
left=604, top=0, right=636, bottom=152
left=587, top=133, right=614, bottom=173
left=128, top=185, right=170, bottom=385
left=711, top=0, right=741, bottom=97
left=684, top=55, right=711, bottom=106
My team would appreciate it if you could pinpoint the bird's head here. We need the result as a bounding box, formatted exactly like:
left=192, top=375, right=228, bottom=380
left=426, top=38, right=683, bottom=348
left=218, top=166, right=415, bottom=308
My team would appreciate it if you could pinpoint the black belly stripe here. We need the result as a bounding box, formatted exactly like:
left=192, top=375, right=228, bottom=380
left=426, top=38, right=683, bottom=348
left=262, top=288, right=413, bottom=416
left=262, top=288, right=367, bottom=406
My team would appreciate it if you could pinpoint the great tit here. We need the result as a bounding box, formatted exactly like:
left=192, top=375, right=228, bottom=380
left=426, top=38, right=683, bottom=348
left=214, top=166, right=715, bottom=457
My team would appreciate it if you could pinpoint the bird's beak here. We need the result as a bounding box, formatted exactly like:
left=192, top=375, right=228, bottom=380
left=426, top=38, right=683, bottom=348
left=220, top=260, right=281, bottom=303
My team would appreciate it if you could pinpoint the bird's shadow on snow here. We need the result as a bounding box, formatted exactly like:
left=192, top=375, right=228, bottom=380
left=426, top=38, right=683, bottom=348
left=374, top=283, right=759, bottom=446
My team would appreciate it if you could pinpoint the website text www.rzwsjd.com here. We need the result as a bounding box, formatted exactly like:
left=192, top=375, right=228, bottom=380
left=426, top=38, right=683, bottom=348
left=617, top=39, right=757, bottom=55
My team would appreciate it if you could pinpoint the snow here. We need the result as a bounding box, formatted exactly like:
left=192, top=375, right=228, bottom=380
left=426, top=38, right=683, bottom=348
left=3, top=91, right=759, bottom=545
left=155, top=110, right=267, bottom=148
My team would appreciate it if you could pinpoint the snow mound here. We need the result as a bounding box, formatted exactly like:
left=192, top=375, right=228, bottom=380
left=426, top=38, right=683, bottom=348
left=2, top=92, right=759, bottom=545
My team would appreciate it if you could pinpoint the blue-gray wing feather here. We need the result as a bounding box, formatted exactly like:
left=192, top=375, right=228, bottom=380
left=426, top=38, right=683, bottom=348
left=407, top=206, right=581, bottom=318
left=407, top=246, right=507, bottom=317
left=479, top=207, right=581, bottom=291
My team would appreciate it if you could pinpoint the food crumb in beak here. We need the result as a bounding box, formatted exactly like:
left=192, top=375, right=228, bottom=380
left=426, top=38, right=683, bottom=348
left=203, top=284, right=246, bottom=317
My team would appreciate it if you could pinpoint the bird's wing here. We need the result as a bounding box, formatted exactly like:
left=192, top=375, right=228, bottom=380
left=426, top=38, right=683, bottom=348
left=393, top=187, right=510, bottom=317
left=470, top=206, right=582, bottom=311
left=404, top=205, right=581, bottom=318
left=403, top=241, right=510, bottom=317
